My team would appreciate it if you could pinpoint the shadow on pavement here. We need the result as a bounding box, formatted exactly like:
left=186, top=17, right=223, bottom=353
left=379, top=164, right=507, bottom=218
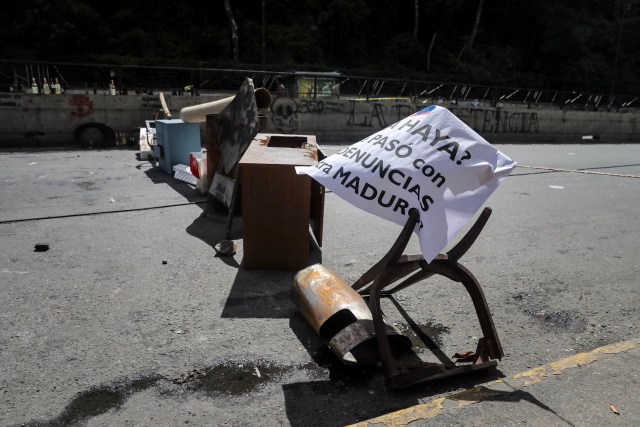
left=143, top=166, right=207, bottom=204
left=284, top=310, right=509, bottom=426
left=449, top=386, right=577, bottom=426
left=143, top=160, right=325, bottom=319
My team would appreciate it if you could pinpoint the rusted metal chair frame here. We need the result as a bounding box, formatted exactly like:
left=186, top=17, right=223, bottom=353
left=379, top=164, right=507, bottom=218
left=352, top=207, right=504, bottom=390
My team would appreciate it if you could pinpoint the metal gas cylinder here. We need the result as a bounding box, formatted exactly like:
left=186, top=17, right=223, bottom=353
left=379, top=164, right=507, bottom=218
left=292, top=264, right=411, bottom=365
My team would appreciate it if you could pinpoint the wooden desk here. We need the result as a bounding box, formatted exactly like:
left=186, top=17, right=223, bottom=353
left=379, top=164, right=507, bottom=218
left=239, top=134, right=325, bottom=270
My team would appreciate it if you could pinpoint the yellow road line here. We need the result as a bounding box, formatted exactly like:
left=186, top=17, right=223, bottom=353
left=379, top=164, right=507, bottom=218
left=349, top=338, right=640, bottom=427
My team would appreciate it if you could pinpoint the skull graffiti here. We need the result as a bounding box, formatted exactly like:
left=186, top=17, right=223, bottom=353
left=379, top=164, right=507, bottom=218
left=271, top=97, right=299, bottom=134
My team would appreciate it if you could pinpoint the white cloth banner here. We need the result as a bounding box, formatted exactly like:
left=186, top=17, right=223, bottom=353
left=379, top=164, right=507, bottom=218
left=296, top=105, right=517, bottom=262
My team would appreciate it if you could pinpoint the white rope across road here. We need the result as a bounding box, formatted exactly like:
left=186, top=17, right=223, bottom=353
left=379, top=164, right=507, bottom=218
left=518, top=165, right=640, bottom=179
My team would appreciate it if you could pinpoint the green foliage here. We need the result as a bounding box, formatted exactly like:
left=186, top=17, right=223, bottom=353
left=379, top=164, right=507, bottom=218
left=317, top=0, right=371, bottom=68
left=1, top=0, right=639, bottom=95
left=382, top=33, right=428, bottom=74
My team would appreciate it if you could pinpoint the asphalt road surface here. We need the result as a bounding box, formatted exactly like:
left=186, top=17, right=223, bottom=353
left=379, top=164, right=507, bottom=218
left=1, top=143, right=639, bottom=426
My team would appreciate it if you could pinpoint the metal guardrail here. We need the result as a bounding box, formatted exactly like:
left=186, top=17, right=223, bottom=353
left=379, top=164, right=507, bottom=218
left=0, top=60, right=637, bottom=112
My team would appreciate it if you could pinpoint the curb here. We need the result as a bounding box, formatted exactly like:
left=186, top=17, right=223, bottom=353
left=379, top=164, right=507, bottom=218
left=349, top=338, right=640, bottom=427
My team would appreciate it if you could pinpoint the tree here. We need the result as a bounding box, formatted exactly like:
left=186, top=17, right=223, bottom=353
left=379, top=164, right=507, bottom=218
left=1, top=0, right=639, bottom=95
left=317, top=0, right=371, bottom=68
left=224, top=0, right=240, bottom=64
left=414, top=0, right=420, bottom=41
left=457, top=0, right=484, bottom=62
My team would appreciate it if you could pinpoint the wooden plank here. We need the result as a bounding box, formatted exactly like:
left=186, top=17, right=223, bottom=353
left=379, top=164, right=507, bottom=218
left=239, top=134, right=319, bottom=166
left=241, top=164, right=311, bottom=270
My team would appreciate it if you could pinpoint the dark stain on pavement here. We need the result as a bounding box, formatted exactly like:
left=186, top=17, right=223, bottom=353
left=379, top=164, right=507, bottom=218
left=512, top=292, right=586, bottom=332
left=174, top=361, right=291, bottom=396
left=524, top=307, right=586, bottom=332
left=397, top=320, right=450, bottom=347
left=76, top=181, right=98, bottom=191
left=17, top=360, right=321, bottom=426
left=19, top=375, right=163, bottom=427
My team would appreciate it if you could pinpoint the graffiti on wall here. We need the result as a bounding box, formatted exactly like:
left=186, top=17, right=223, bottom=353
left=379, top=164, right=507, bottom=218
left=69, top=95, right=94, bottom=118
left=270, top=97, right=540, bottom=135
left=347, top=100, right=418, bottom=128
left=347, top=100, right=390, bottom=128
left=271, top=97, right=299, bottom=133
left=451, top=107, right=540, bottom=133
left=0, top=95, right=18, bottom=107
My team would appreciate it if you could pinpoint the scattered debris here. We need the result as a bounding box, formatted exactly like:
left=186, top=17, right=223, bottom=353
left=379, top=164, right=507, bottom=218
left=34, top=243, right=49, bottom=252
left=214, top=240, right=236, bottom=256
left=292, top=207, right=504, bottom=390
left=582, top=135, right=600, bottom=141
left=173, top=164, right=197, bottom=185
left=453, top=351, right=476, bottom=362
left=138, top=122, right=155, bottom=160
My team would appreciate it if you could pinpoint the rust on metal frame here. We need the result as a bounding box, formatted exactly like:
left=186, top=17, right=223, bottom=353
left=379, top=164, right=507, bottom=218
left=352, top=207, right=504, bottom=390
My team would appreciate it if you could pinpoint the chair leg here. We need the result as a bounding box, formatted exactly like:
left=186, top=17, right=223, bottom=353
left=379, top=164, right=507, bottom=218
left=348, top=207, right=503, bottom=389
left=368, top=266, right=401, bottom=378
left=415, top=258, right=503, bottom=361
left=366, top=258, right=503, bottom=389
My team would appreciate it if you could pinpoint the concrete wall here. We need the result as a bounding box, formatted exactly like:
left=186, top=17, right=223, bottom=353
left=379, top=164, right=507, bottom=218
left=264, top=97, right=640, bottom=144
left=1, top=92, right=639, bottom=147
left=0, top=92, right=190, bottom=146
